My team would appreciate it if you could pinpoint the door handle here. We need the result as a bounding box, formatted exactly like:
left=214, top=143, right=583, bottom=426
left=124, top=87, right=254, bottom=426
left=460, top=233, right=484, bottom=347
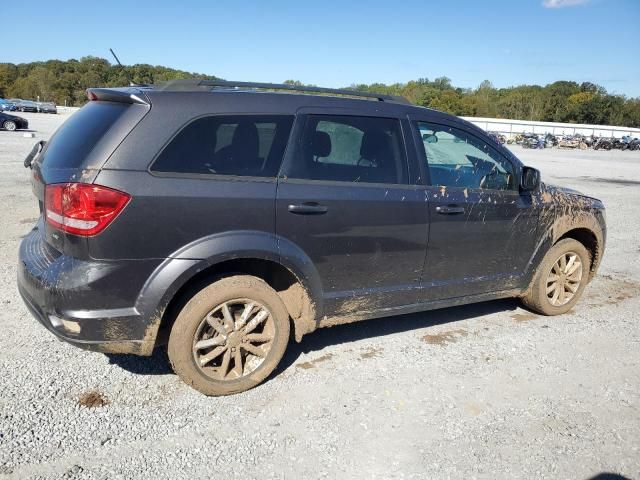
left=435, top=205, right=465, bottom=215
left=288, top=203, right=328, bottom=215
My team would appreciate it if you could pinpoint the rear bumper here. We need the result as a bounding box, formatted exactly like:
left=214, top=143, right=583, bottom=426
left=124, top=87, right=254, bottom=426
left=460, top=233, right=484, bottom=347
left=18, top=284, right=152, bottom=354
left=17, top=226, right=163, bottom=355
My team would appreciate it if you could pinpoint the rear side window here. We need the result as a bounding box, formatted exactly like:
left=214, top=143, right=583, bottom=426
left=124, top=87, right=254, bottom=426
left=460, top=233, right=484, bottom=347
left=152, top=115, right=294, bottom=177
left=284, top=115, right=407, bottom=185
left=39, top=102, right=129, bottom=169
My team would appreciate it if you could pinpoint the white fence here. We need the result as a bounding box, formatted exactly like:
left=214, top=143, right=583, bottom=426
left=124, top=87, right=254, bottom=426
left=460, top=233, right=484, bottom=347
left=462, top=116, right=640, bottom=139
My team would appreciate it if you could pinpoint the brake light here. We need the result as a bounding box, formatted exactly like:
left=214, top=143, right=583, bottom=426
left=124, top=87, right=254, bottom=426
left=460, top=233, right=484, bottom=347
left=45, top=183, right=130, bottom=236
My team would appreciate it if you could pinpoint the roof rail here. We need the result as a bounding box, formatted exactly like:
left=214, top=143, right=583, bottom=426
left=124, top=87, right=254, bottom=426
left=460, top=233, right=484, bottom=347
left=157, top=79, right=411, bottom=104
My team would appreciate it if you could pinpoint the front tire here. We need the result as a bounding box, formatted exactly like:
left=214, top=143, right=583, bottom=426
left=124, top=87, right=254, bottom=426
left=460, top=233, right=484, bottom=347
left=3, top=121, right=17, bottom=131
left=521, top=238, right=591, bottom=315
left=168, top=275, right=290, bottom=396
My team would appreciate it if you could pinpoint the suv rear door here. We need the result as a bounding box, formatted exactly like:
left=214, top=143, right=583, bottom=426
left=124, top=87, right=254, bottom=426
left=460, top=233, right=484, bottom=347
left=276, top=110, right=428, bottom=319
left=409, top=115, right=539, bottom=300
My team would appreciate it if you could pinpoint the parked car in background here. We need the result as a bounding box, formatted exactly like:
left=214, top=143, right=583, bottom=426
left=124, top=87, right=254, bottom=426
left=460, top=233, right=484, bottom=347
left=0, top=99, right=17, bottom=111
left=0, top=111, right=29, bottom=131
left=15, top=100, right=38, bottom=113
left=36, top=102, right=57, bottom=114
left=7, top=98, right=23, bottom=112
left=18, top=80, right=606, bottom=396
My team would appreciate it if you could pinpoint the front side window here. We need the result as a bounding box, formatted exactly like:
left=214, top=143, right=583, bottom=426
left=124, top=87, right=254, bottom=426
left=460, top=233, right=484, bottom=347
left=284, top=115, right=407, bottom=185
left=416, top=122, right=515, bottom=191
left=152, top=115, right=294, bottom=177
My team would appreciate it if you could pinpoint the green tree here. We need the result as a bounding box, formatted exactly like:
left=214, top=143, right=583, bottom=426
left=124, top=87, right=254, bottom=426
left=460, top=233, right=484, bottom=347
left=2, top=57, right=639, bottom=127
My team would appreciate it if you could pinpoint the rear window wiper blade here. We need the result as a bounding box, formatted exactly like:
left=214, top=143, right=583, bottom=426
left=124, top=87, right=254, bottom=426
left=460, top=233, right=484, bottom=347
left=24, top=140, right=46, bottom=168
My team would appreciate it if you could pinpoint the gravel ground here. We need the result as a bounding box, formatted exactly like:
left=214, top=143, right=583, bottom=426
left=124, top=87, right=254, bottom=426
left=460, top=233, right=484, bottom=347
left=1, top=112, right=639, bottom=480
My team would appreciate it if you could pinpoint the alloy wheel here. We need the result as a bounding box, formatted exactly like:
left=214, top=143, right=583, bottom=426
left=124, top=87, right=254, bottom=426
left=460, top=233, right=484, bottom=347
left=192, top=299, right=275, bottom=381
left=546, top=251, right=583, bottom=306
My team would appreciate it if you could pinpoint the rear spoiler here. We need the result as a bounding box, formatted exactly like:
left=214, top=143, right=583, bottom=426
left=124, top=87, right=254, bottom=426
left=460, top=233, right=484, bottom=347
left=86, top=87, right=150, bottom=105
left=24, top=140, right=46, bottom=168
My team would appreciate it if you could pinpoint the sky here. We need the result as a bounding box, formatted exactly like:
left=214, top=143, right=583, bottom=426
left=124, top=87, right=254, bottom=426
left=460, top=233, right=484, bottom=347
left=3, top=0, right=640, bottom=97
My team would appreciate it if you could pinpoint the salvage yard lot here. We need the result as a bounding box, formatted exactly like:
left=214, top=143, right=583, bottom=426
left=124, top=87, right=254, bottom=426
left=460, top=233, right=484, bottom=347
left=1, top=112, right=639, bottom=479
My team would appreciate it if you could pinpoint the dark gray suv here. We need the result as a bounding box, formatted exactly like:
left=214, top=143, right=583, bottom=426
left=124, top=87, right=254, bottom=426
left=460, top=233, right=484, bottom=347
left=18, top=80, right=606, bottom=395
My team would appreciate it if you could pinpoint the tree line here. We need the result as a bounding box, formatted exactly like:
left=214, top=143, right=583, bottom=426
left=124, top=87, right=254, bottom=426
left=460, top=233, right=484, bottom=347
left=350, top=78, right=640, bottom=128
left=0, top=57, right=217, bottom=107
left=1, top=57, right=638, bottom=127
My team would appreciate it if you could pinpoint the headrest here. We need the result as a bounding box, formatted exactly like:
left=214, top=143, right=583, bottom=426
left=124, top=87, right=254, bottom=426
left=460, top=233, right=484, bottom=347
left=232, top=122, right=259, bottom=153
left=360, top=130, right=390, bottom=160
left=312, top=131, right=331, bottom=157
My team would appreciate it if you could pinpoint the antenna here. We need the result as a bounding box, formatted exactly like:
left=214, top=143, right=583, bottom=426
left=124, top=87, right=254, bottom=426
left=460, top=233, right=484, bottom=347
left=109, top=48, right=136, bottom=87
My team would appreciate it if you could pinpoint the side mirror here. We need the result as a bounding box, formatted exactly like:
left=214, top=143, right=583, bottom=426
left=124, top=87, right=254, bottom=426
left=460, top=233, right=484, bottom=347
left=422, top=133, right=438, bottom=144
left=521, top=166, right=541, bottom=192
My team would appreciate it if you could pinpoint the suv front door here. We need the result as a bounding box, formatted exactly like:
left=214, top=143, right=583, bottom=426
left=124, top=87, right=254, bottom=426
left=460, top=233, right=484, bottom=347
left=276, top=112, right=428, bottom=319
left=411, top=118, right=540, bottom=301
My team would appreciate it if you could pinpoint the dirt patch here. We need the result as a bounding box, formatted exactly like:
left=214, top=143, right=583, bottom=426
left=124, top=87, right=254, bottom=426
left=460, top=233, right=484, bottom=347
left=421, top=329, right=468, bottom=346
left=541, top=191, right=553, bottom=203
left=511, top=312, right=539, bottom=322
left=19, top=217, right=39, bottom=224
left=586, top=275, right=640, bottom=307
left=360, top=347, right=383, bottom=360
left=278, top=282, right=316, bottom=342
left=332, top=296, right=373, bottom=317
left=296, top=353, right=334, bottom=370
left=77, top=390, right=110, bottom=408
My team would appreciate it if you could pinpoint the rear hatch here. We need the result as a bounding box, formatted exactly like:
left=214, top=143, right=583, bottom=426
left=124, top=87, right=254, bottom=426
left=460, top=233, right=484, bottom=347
left=29, top=90, right=150, bottom=258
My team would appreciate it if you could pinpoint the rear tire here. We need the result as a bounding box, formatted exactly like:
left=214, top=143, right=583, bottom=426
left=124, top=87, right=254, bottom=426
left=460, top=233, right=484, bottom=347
left=3, top=121, right=17, bottom=131
left=521, top=238, right=591, bottom=315
left=168, top=275, right=290, bottom=396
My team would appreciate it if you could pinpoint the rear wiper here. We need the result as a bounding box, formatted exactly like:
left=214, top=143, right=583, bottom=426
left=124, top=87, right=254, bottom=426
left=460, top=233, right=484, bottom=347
left=24, top=140, right=46, bottom=168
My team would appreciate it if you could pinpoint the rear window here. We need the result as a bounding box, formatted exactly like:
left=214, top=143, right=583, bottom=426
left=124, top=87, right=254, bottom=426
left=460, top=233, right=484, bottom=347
left=151, top=115, right=294, bottom=177
left=39, top=102, right=129, bottom=169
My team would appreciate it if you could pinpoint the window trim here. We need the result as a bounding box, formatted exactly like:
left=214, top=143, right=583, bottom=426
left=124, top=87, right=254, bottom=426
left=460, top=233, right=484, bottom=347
left=147, top=113, right=295, bottom=180
left=277, top=176, right=418, bottom=190
left=410, top=118, right=519, bottom=192
left=278, top=112, right=411, bottom=187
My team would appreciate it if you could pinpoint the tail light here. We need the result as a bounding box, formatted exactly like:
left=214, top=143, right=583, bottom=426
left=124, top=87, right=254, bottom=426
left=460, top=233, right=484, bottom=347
left=45, top=183, right=130, bottom=236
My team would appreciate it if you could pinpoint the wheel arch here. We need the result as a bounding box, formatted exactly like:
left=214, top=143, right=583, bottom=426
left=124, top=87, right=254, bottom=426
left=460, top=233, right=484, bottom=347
left=136, top=231, right=324, bottom=352
left=556, top=227, right=602, bottom=279
left=524, top=212, right=605, bottom=292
